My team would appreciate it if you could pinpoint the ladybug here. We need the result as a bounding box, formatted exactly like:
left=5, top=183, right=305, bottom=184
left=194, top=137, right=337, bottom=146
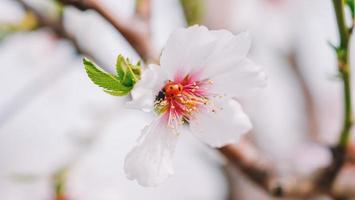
left=164, top=82, right=183, bottom=98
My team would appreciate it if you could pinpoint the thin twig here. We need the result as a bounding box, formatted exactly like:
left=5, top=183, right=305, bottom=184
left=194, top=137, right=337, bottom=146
left=316, top=0, right=354, bottom=192
left=59, top=0, right=155, bottom=62
left=219, top=144, right=319, bottom=198
left=219, top=145, right=272, bottom=193
left=332, top=0, right=353, bottom=149
left=333, top=0, right=350, bottom=49
left=15, top=0, right=99, bottom=64
left=314, top=0, right=353, bottom=196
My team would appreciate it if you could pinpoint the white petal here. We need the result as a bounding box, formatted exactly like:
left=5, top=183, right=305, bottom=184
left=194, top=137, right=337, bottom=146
left=209, top=59, right=267, bottom=98
left=161, top=26, right=253, bottom=80
left=189, top=98, right=251, bottom=147
left=124, top=117, right=179, bottom=186
left=202, top=30, right=251, bottom=78
left=200, top=31, right=252, bottom=79
left=160, top=25, right=216, bottom=78
left=126, top=64, right=167, bottom=112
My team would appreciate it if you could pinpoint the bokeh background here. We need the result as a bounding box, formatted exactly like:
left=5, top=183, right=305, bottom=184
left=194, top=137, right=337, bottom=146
left=0, top=0, right=354, bottom=199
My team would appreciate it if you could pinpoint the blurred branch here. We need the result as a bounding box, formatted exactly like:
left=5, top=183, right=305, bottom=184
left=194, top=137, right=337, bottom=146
left=219, top=145, right=273, bottom=193
left=333, top=0, right=353, bottom=149
left=219, top=144, right=355, bottom=198
left=219, top=144, right=319, bottom=198
left=58, top=0, right=155, bottom=62
left=286, top=50, right=353, bottom=199
left=15, top=0, right=98, bottom=64
left=315, top=0, right=354, bottom=196
left=333, top=196, right=348, bottom=200
left=333, top=0, right=350, bottom=49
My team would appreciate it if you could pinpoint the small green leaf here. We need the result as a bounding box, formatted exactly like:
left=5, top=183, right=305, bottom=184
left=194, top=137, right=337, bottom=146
left=115, top=55, right=126, bottom=80
left=83, top=58, right=131, bottom=93
left=132, top=60, right=142, bottom=77
left=115, top=55, right=141, bottom=87
left=83, top=55, right=142, bottom=97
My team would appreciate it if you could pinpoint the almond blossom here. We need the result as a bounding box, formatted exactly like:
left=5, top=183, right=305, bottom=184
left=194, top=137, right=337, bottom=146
left=124, top=25, right=267, bottom=186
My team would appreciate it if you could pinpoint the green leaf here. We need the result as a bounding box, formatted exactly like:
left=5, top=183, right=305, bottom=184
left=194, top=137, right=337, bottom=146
left=83, top=55, right=142, bottom=97
left=115, top=55, right=126, bottom=80
left=83, top=58, right=131, bottom=93
left=133, top=60, right=142, bottom=77
left=115, top=55, right=141, bottom=87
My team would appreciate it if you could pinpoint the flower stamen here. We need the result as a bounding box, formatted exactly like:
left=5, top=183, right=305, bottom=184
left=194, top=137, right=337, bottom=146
left=154, top=75, right=211, bottom=129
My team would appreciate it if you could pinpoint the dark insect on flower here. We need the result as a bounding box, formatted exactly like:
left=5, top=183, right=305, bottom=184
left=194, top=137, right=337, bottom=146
left=155, top=89, right=166, bottom=102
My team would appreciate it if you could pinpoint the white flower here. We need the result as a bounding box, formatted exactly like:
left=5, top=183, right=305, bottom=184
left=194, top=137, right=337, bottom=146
left=124, top=25, right=267, bottom=186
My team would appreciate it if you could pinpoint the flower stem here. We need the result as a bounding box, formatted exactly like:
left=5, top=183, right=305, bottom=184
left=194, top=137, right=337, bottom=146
left=339, top=67, right=352, bottom=148
left=333, top=0, right=349, bottom=48
left=333, top=0, right=353, bottom=148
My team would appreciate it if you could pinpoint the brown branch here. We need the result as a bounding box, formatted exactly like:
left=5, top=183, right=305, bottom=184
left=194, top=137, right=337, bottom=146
left=286, top=52, right=349, bottom=198
left=15, top=0, right=99, bottom=65
left=321, top=1, right=355, bottom=198
left=218, top=144, right=320, bottom=198
left=219, top=145, right=272, bottom=192
left=218, top=140, right=355, bottom=198
left=316, top=146, right=347, bottom=193
left=285, top=45, right=355, bottom=198
left=59, top=0, right=155, bottom=62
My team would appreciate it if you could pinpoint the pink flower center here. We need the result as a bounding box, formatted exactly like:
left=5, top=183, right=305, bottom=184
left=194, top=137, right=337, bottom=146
left=154, top=74, right=211, bottom=129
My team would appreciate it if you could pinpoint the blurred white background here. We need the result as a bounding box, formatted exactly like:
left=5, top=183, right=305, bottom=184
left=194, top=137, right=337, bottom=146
left=0, top=0, right=354, bottom=199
